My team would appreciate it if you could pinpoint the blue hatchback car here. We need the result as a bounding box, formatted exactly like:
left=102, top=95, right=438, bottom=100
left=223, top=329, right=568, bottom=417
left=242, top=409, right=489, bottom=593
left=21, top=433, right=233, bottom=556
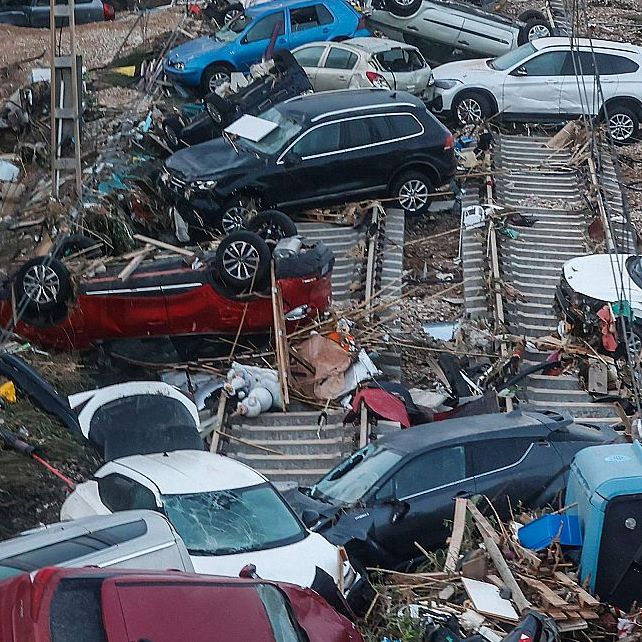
left=164, top=0, right=369, bottom=94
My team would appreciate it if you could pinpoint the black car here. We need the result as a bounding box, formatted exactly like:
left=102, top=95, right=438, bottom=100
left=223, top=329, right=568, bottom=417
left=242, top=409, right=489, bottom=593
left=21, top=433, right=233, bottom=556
left=160, top=88, right=456, bottom=234
left=162, top=50, right=313, bottom=151
left=282, top=409, right=621, bottom=572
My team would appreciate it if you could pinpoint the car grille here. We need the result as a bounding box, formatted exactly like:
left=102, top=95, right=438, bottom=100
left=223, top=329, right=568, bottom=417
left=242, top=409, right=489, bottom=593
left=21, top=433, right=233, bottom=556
left=161, top=168, right=186, bottom=193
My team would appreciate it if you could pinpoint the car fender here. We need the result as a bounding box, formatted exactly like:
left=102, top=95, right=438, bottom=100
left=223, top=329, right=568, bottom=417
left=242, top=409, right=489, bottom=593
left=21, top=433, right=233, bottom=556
left=388, top=160, right=441, bottom=190
left=451, top=85, right=499, bottom=113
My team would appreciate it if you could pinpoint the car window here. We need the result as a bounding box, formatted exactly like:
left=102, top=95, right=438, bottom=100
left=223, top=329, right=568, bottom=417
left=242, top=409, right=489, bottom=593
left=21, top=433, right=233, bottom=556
left=376, top=48, right=424, bottom=72
left=390, top=446, right=467, bottom=500
left=324, top=47, right=357, bottom=70
left=244, top=11, right=284, bottom=43
left=316, top=3, right=333, bottom=24
left=290, top=5, right=322, bottom=31
left=596, top=53, right=639, bottom=75
left=291, top=122, right=341, bottom=157
left=51, top=578, right=107, bottom=642
left=521, top=51, right=568, bottom=76
left=471, top=438, right=534, bottom=476
left=293, top=45, right=326, bottom=67
left=564, top=51, right=595, bottom=76
left=387, top=113, right=423, bottom=138
left=341, top=117, right=373, bottom=149
left=98, top=474, right=158, bottom=512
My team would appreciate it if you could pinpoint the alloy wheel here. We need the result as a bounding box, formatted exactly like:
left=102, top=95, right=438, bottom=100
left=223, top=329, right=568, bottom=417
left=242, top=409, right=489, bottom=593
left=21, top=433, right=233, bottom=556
left=626, top=332, right=642, bottom=360
left=394, top=0, right=415, bottom=6
left=222, top=206, right=249, bottom=234
left=224, top=8, right=242, bottom=22
left=609, top=113, right=635, bottom=142
left=208, top=71, right=231, bottom=93
left=206, top=103, right=223, bottom=124
left=164, top=125, right=179, bottom=148
left=528, top=24, right=550, bottom=40
left=456, top=98, right=483, bottom=124
left=222, top=240, right=260, bottom=282
left=22, top=264, right=60, bottom=305
left=398, top=179, right=429, bottom=213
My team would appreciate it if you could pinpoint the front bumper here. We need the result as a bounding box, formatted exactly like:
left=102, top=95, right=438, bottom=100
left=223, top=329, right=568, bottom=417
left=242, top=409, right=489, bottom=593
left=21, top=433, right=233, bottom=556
left=163, top=61, right=201, bottom=88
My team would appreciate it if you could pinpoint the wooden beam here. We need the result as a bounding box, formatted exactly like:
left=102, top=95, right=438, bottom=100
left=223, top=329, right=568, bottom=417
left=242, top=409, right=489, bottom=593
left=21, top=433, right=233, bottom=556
left=133, top=233, right=196, bottom=257
left=553, top=571, right=600, bottom=607
left=209, top=391, right=228, bottom=453
left=518, top=574, right=568, bottom=609
left=118, top=246, right=152, bottom=281
left=444, top=498, right=467, bottom=573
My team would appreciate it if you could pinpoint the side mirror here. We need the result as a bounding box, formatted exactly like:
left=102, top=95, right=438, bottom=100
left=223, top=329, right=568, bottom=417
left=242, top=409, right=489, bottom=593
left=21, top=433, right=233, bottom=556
left=283, top=151, right=302, bottom=166
left=301, top=509, right=320, bottom=528
left=513, top=66, right=528, bottom=76
left=390, top=500, right=410, bottom=525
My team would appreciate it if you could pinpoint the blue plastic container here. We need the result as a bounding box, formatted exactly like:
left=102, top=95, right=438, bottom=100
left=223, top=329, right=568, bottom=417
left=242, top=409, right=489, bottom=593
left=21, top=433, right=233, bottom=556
left=518, top=514, right=583, bottom=550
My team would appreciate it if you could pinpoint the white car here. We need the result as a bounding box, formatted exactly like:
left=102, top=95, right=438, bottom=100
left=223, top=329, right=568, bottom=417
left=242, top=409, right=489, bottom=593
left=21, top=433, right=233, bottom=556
left=60, top=450, right=355, bottom=594
left=292, top=37, right=434, bottom=97
left=431, top=37, right=642, bottom=143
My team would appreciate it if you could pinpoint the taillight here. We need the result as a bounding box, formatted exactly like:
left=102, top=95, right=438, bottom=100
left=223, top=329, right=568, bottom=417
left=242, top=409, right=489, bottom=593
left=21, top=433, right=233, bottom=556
left=366, top=70, right=390, bottom=89
left=103, top=2, right=115, bottom=20
left=443, top=133, right=455, bottom=151
left=31, top=567, right=59, bottom=619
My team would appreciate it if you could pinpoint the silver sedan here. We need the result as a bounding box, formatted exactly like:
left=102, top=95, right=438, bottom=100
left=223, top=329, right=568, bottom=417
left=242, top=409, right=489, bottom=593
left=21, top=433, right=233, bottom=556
left=292, top=37, right=434, bottom=99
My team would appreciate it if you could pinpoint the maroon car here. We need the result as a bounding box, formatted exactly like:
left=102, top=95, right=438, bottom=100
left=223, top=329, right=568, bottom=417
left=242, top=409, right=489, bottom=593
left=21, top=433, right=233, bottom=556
left=0, top=566, right=364, bottom=642
left=0, top=231, right=334, bottom=351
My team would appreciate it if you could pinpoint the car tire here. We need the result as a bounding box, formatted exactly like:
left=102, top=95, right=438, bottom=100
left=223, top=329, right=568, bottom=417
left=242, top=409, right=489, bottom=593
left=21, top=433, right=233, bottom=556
left=213, top=230, right=271, bottom=291
left=518, top=18, right=552, bottom=44
left=606, top=104, right=639, bottom=144
left=220, top=194, right=258, bottom=234
left=452, top=91, right=493, bottom=126
left=247, top=210, right=298, bottom=248
left=384, top=0, right=422, bottom=17
left=223, top=2, right=243, bottom=23
left=517, top=9, right=547, bottom=22
left=204, top=92, right=235, bottom=127
left=615, top=321, right=642, bottom=360
left=162, top=115, right=184, bottom=151
left=201, top=63, right=233, bottom=96
left=53, top=233, right=103, bottom=260
left=14, top=256, right=72, bottom=314
left=391, top=170, right=433, bottom=216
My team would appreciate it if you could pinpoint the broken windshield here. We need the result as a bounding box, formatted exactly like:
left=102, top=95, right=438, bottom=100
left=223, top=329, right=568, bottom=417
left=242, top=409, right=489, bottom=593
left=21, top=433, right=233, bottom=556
left=162, top=483, right=306, bottom=556
left=236, top=106, right=303, bottom=156
left=216, top=14, right=252, bottom=41
left=488, top=42, right=536, bottom=70
left=311, top=444, right=402, bottom=506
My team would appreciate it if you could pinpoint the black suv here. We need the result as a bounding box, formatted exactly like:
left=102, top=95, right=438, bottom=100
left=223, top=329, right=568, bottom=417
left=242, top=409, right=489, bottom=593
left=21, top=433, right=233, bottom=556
left=160, top=88, right=456, bottom=234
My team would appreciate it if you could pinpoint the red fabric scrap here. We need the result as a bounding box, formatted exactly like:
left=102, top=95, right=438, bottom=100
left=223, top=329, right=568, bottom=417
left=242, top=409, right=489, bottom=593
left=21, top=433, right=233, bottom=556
left=597, top=305, right=618, bottom=353
left=351, top=388, right=410, bottom=428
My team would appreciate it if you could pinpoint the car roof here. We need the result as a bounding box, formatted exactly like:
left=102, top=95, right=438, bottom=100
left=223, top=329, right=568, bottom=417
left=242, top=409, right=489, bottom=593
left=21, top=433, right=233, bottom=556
left=375, top=409, right=569, bottom=455
left=278, top=88, right=424, bottom=122
left=532, top=37, right=642, bottom=56
left=246, top=0, right=342, bottom=16
left=343, top=37, right=416, bottom=54
left=112, top=450, right=266, bottom=494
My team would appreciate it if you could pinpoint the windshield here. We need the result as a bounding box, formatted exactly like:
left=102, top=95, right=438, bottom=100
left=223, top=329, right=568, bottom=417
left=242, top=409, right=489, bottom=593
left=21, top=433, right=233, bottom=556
left=235, top=106, right=304, bottom=156
left=162, top=483, right=306, bottom=556
left=216, top=13, right=252, bottom=41
left=489, top=42, right=536, bottom=70
left=311, top=444, right=403, bottom=505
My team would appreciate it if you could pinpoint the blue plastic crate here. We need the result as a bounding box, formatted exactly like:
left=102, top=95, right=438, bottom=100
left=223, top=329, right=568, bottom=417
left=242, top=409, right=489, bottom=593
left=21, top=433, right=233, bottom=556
left=518, top=514, right=583, bottom=550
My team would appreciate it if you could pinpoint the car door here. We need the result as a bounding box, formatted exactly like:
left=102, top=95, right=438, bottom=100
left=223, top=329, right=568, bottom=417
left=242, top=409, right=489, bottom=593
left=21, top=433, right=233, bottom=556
left=501, top=50, right=567, bottom=116
left=287, top=3, right=336, bottom=50
left=369, top=445, right=474, bottom=565
left=456, top=16, right=514, bottom=57
left=411, top=6, right=465, bottom=49
left=235, top=10, right=286, bottom=71
left=314, top=45, right=359, bottom=90
left=471, top=436, right=565, bottom=519
left=292, top=43, right=329, bottom=89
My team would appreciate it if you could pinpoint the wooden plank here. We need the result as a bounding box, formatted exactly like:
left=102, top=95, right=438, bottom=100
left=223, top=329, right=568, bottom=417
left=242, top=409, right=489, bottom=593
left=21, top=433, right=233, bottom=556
left=466, top=501, right=501, bottom=544
left=557, top=619, right=588, bottom=633
left=518, top=575, right=568, bottom=609
left=118, top=247, right=152, bottom=281
left=359, top=401, right=368, bottom=448
left=133, top=233, right=196, bottom=257
left=579, top=610, right=599, bottom=620
left=547, top=609, right=568, bottom=620
left=444, top=498, right=467, bottom=573
left=209, top=391, right=228, bottom=453
left=553, top=572, right=600, bottom=607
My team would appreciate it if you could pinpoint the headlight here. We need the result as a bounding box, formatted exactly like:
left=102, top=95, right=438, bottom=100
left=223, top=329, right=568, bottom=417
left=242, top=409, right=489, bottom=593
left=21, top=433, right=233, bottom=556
left=190, top=179, right=218, bottom=191
left=434, top=79, right=462, bottom=90
left=170, top=60, right=185, bottom=70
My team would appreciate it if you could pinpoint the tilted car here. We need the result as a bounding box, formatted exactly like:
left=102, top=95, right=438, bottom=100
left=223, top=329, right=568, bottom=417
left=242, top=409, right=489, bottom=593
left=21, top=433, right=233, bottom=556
left=60, top=450, right=358, bottom=599
left=161, top=88, right=456, bottom=235
left=292, top=37, right=434, bottom=97
left=164, top=0, right=370, bottom=94
left=0, top=566, right=364, bottom=642
left=282, top=409, right=621, bottom=572
left=162, top=49, right=313, bottom=150
left=0, top=231, right=333, bottom=350
left=365, top=0, right=551, bottom=64
left=430, top=37, right=642, bottom=143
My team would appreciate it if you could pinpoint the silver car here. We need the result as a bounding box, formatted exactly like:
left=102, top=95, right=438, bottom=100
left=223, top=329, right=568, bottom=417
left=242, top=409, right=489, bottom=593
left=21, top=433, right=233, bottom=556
left=292, top=37, right=434, bottom=98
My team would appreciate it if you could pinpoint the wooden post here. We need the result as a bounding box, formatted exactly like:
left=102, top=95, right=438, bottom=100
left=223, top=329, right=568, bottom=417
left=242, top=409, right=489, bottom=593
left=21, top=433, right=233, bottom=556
left=444, top=497, right=467, bottom=573
left=359, top=401, right=368, bottom=448
left=209, top=390, right=228, bottom=453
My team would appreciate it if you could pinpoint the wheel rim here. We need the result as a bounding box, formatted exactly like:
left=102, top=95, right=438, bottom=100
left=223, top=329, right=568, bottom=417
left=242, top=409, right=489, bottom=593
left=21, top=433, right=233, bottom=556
left=222, top=241, right=260, bottom=282
left=626, top=332, right=642, bottom=359
left=208, top=71, right=230, bottom=93
left=225, top=8, right=242, bottom=22
left=609, top=113, right=635, bottom=142
left=255, top=222, right=287, bottom=246
left=206, top=103, right=222, bottom=124
left=165, top=125, right=179, bottom=148
left=398, top=179, right=429, bottom=213
left=528, top=24, right=550, bottom=40
left=22, top=264, right=60, bottom=305
left=222, top=206, right=249, bottom=234
left=456, top=98, right=483, bottom=124
left=394, top=0, right=415, bottom=6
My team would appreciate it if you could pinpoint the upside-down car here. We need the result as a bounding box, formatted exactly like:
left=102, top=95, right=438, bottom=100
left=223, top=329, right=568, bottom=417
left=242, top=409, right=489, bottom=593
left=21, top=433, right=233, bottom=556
left=0, top=230, right=334, bottom=351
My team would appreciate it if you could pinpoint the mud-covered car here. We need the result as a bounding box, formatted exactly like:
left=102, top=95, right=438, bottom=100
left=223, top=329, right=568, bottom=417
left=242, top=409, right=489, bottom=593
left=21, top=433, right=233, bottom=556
left=162, top=50, right=313, bottom=150
left=366, top=0, right=551, bottom=63
left=0, top=231, right=333, bottom=351
left=555, top=253, right=642, bottom=358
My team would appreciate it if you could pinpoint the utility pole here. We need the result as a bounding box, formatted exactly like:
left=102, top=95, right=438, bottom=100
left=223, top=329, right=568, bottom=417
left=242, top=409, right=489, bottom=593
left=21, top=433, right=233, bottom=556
left=49, top=0, right=83, bottom=199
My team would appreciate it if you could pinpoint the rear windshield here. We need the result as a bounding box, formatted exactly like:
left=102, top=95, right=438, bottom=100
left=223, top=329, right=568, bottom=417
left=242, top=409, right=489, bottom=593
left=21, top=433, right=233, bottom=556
left=51, top=578, right=106, bottom=642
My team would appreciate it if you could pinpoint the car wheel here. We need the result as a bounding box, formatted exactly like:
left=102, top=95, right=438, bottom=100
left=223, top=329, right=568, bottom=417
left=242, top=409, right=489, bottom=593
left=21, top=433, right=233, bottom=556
left=518, top=18, right=551, bottom=45
left=162, top=115, right=184, bottom=151
left=213, top=231, right=271, bottom=290
left=615, top=321, right=642, bottom=361
left=607, top=105, right=639, bottom=144
left=53, top=233, right=103, bottom=259
left=221, top=194, right=258, bottom=234
left=391, top=171, right=433, bottom=216
left=383, top=0, right=422, bottom=17
left=223, top=2, right=243, bottom=23
left=204, top=92, right=234, bottom=127
left=14, top=257, right=72, bottom=314
left=517, top=9, right=547, bottom=22
left=453, top=91, right=492, bottom=126
left=201, top=64, right=232, bottom=96
left=247, top=210, right=298, bottom=248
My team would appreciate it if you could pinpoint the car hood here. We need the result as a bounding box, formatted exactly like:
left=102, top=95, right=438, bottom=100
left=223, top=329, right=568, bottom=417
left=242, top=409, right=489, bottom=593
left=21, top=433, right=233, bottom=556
left=563, top=254, right=642, bottom=310
left=166, top=35, right=225, bottom=65
left=189, top=532, right=341, bottom=587
left=432, top=58, right=496, bottom=81
left=165, top=138, right=263, bottom=182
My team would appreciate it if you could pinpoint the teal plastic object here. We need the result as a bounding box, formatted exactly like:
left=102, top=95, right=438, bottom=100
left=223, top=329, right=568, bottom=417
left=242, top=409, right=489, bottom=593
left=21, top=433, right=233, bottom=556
left=518, top=514, right=583, bottom=550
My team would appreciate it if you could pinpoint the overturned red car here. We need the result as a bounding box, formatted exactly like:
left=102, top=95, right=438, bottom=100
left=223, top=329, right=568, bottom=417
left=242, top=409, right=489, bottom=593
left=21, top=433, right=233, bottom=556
left=0, top=231, right=333, bottom=351
left=0, top=566, right=364, bottom=642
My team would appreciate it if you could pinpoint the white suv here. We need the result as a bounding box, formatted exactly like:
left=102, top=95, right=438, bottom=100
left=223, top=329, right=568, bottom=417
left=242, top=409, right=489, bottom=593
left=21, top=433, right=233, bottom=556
left=431, top=37, right=642, bottom=143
